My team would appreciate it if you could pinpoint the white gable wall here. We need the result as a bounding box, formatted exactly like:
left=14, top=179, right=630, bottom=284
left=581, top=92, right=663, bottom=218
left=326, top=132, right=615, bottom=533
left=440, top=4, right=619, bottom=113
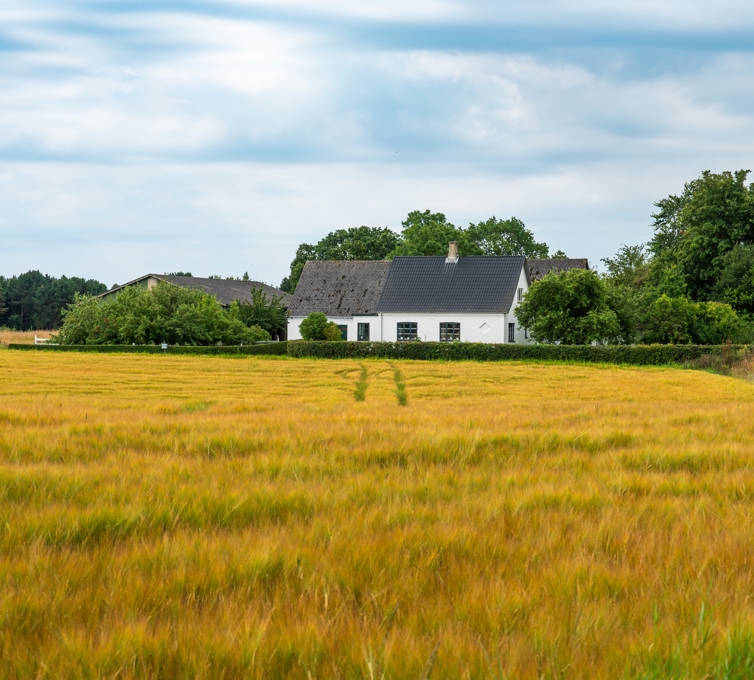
left=507, top=265, right=531, bottom=344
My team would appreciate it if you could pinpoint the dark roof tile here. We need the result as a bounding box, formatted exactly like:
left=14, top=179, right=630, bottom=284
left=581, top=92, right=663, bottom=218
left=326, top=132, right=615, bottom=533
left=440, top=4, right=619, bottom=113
left=288, top=261, right=391, bottom=317
left=375, top=256, right=526, bottom=314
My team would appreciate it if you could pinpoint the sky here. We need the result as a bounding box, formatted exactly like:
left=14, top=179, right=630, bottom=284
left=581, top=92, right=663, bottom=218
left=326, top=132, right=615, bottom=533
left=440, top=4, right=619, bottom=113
left=2, top=0, right=754, bottom=288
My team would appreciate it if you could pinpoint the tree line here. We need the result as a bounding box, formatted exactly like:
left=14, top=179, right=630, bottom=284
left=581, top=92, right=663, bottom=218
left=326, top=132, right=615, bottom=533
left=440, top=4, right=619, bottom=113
left=518, top=169, right=754, bottom=345
left=0, top=271, right=107, bottom=331
left=280, top=213, right=558, bottom=292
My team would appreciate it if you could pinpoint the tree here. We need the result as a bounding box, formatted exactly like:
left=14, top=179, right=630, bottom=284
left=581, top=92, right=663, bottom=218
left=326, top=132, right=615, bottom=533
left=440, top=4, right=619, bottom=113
left=299, top=312, right=341, bottom=341
left=641, top=295, right=697, bottom=344
left=601, top=244, right=649, bottom=291
left=647, top=170, right=754, bottom=301
left=0, top=271, right=107, bottom=330
left=0, top=284, right=6, bottom=319
left=389, top=210, right=480, bottom=258
left=281, top=226, right=400, bottom=292
left=551, top=250, right=568, bottom=259
left=57, top=283, right=269, bottom=345
left=232, top=286, right=288, bottom=338
left=466, top=216, right=548, bottom=257
left=516, top=269, right=622, bottom=344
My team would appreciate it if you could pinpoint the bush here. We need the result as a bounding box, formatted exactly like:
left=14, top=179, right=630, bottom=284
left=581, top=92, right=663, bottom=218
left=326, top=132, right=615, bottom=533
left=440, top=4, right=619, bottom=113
left=57, top=283, right=271, bottom=346
left=323, top=323, right=343, bottom=341
left=9, top=342, right=288, bottom=355
left=642, top=295, right=752, bottom=344
left=287, top=341, right=748, bottom=365
left=299, top=313, right=342, bottom=341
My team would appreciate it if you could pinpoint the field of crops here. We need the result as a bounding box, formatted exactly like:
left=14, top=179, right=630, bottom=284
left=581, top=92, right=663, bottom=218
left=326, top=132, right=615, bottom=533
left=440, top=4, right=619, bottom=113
left=3, top=351, right=754, bottom=678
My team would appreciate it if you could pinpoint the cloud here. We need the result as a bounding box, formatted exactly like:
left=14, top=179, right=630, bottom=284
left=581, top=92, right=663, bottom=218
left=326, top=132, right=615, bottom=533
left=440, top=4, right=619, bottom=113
left=1, top=0, right=754, bottom=284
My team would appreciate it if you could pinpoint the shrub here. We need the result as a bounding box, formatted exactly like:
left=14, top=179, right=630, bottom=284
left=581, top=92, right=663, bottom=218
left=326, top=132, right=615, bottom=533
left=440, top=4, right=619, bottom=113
left=286, top=341, right=747, bottom=365
left=641, top=295, right=752, bottom=345
left=9, top=342, right=287, bottom=355
left=323, top=323, right=343, bottom=341
left=57, top=284, right=270, bottom=346
left=299, top=314, right=342, bottom=341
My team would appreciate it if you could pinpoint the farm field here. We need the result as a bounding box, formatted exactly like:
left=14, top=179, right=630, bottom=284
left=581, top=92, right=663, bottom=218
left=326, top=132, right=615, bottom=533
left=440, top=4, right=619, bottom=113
left=0, top=330, right=52, bottom=348
left=3, top=352, right=754, bottom=678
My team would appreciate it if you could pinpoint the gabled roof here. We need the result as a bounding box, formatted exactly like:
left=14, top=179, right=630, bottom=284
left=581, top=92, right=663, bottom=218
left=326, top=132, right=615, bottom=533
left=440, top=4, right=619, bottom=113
left=97, top=274, right=287, bottom=307
left=288, top=261, right=391, bottom=318
left=527, top=258, right=589, bottom=281
left=375, top=256, right=526, bottom=314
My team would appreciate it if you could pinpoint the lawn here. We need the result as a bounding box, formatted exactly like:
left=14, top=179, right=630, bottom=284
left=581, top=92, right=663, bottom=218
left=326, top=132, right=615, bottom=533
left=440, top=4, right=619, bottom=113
left=2, top=351, right=754, bottom=678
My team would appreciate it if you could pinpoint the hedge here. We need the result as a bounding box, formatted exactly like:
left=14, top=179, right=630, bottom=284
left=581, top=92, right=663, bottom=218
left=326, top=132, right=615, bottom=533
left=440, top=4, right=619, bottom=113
left=7, top=342, right=288, bottom=356
left=286, top=341, right=748, bottom=365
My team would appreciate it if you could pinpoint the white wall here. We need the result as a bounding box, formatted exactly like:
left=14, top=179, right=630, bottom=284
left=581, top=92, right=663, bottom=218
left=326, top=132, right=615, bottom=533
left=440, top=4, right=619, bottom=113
left=287, top=316, right=378, bottom=341
left=379, top=313, right=508, bottom=343
left=507, top=267, right=532, bottom=344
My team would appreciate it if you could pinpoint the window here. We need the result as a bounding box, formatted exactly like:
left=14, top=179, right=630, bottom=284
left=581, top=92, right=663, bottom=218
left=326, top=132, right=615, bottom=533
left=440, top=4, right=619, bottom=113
left=439, top=322, right=460, bottom=342
left=508, top=323, right=516, bottom=343
left=517, top=287, right=523, bottom=303
left=338, top=325, right=348, bottom=341
left=524, top=328, right=528, bottom=340
left=397, top=322, right=417, bottom=341
left=357, top=323, right=370, bottom=342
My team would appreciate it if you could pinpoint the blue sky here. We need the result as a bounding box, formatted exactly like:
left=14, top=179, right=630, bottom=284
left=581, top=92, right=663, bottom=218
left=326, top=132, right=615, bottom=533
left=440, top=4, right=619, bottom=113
left=2, top=0, right=754, bottom=287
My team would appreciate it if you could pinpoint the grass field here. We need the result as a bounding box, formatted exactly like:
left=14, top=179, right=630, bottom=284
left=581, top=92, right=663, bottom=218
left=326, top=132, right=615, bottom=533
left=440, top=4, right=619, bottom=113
left=3, top=351, right=754, bottom=678
left=0, top=330, right=53, bottom=348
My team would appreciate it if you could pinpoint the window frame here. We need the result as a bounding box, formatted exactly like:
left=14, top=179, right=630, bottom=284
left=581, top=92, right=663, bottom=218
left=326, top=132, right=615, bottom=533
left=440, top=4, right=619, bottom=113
left=517, top=287, right=523, bottom=303
left=508, top=322, right=516, bottom=343
left=337, top=325, right=348, bottom=341
left=396, top=322, right=418, bottom=341
left=439, top=322, right=461, bottom=342
left=357, top=322, right=370, bottom=342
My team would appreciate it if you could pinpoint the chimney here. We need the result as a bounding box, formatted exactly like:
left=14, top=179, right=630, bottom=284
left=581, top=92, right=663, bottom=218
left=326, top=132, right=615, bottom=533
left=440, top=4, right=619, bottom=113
left=446, top=241, right=459, bottom=263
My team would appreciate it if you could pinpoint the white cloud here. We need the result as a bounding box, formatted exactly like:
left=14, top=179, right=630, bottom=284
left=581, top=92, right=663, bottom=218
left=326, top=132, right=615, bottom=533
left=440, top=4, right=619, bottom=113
left=1, top=0, right=754, bottom=284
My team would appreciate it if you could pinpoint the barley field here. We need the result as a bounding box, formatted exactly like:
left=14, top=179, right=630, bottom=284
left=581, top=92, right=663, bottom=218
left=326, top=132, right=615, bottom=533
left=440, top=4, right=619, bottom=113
left=2, top=351, right=754, bottom=678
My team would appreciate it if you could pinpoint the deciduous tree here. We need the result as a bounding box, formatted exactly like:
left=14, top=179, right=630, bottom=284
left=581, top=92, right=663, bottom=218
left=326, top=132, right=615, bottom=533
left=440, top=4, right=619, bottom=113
left=516, top=269, right=622, bottom=344
left=467, top=216, right=548, bottom=257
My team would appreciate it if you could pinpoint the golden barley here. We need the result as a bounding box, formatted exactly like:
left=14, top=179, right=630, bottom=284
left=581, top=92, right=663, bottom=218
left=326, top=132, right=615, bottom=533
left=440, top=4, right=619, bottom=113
left=1, top=351, right=754, bottom=678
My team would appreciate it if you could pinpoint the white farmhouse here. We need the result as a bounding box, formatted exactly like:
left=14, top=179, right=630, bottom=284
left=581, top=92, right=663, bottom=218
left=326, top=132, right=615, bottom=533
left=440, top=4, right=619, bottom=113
left=287, top=243, right=588, bottom=343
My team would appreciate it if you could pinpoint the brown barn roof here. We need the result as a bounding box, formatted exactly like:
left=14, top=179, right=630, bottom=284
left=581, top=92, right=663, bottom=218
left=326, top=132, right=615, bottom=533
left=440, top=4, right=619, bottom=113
left=526, top=258, right=589, bottom=281
left=288, top=261, right=391, bottom=317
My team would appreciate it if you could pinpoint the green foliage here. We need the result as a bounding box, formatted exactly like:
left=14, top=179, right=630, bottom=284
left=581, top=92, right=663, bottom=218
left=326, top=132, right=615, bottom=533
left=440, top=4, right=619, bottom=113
left=641, top=295, right=698, bottom=344
left=232, top=287, right=288, bottom=337
left=282, top=212, right=551, bottom=291
left=389, top=210, right=481, bottom=258
left=516, top=269, right=622, bottom=344
left=551, top=250, right=568, bottom=258
left=601, top=244, right=649, bottom=290
left=9, top=342, right=287, bottom=355
left=467, top=216, right=549, bottom=257
left=287, top=340, right=743, bottom=365
left=299, top=313, right=330, bottom=341
left=323, top=322, right=343, bottom=341
left=281, top=226, right=400, bottom=292
left=165, top=272, right=192, bottom=277
left=57, top=283, right=269, bottom=346
left=647, top=170, right=754, bottom=301
left=641, top=295, right=751, bottom=344
left=0, top=270, right=107, bottom=330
